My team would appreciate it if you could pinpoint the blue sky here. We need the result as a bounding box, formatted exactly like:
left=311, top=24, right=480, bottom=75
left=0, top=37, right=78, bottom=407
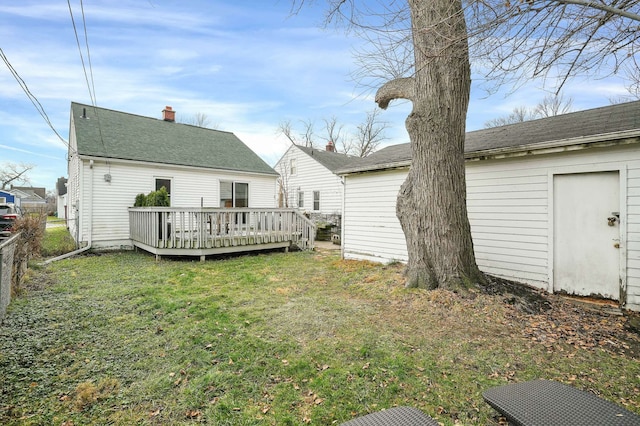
left=0, top=0, right=633, bottom=191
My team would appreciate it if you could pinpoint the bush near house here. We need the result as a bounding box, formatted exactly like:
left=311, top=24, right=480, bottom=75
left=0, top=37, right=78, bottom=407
left=9, top=213, right=46, bottom=295
left=134, top=187, right=170, bottom=207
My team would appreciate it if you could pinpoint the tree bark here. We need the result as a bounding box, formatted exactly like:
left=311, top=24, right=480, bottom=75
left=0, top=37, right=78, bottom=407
left=378, top=0, right=483, bottom=289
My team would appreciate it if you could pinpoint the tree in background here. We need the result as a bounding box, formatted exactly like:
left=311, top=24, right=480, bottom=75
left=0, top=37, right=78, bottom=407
left=278, top=109, right=389, bottom=157
left=484, top=94, right=574, bottom=128
left=294, top=0, right=639, bottom=290
left=352, top=109, right=389, bottom=157
left=1, top=162, right=34, bottom=190
left=278, top=119, right=316, bottom=148
left=179, top=112, right=218, bottom=129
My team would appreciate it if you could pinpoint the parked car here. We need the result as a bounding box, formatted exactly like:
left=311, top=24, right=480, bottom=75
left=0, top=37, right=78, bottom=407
left=0, top=203, right=22, bottom=239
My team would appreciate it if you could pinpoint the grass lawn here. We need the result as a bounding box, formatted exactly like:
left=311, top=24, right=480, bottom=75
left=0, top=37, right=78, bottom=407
left=40, top=225, right=76, bottom=258
left=1, top=241, right=639, bottom=424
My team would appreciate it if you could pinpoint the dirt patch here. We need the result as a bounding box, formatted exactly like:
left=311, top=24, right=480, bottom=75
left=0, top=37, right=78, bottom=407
left=479, top=275, right=552, bottom=314
left=479, top=274, right=640, bottom=358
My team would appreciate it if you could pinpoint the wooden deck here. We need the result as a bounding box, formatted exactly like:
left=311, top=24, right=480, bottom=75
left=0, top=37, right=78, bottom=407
left=129, top=207, right=316, bottom=260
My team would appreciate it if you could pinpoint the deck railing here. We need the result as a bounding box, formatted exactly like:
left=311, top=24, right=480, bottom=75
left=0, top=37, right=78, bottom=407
left=129, top=207, right=315, bottom=258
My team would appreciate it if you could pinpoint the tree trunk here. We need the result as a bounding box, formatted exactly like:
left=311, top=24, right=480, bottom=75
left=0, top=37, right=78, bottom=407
left=378, top=0, right=484, bottom=289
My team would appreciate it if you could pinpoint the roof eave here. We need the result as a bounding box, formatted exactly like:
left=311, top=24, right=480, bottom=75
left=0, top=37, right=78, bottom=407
left=76, top=154, right=279, bottom=176
left=465, top=129, right=640, bottom=161
left=338, top=160, right=411, bottom=176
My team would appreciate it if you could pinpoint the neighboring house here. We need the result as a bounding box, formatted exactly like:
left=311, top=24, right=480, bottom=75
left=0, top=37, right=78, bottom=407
left=274, top=142, right=361, bottom=219
left=67, top=102, right=278, bottom=250
left=7, top=187, right=46, bottom=211
left=56, top=177, right=68, bottom=220
left=0, top=190, right=16, bottom=205
left=338, top=101, right=640, bottom=312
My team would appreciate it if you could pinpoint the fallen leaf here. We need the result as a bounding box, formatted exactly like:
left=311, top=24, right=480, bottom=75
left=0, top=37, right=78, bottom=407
left=185, top=409, right=201, bottom=418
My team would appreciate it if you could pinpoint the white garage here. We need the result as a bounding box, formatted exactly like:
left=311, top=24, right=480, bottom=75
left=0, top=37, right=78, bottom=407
left=338, top=101, right=640, bottom=311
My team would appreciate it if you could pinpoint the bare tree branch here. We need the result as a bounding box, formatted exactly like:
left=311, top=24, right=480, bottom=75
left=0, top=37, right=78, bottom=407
left=375, top=77, right=415, bottom=109
left=554, top=0, right=640, bottom=21
left=485, top=93, right=574, bottom=127
left=278, top=119, right=316, bottom=147
left=1, top=162, right=34, bottom=190
left=353, top=109, right=389, bottom=157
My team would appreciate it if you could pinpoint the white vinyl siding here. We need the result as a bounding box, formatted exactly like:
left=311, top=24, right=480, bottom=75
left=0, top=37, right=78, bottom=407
left=343, top=170, right=408, bottom=263
left=625, top=162, right=640, bottom=309
left=342, top=143, right=640, bottom=311
left=466, top=161, right=550, bottom=287
left=73, top=158, right=277, bottom=250
left=275, top=145, right=344, bottom=214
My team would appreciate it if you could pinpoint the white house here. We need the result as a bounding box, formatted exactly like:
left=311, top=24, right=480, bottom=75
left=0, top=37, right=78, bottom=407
left=56, top=177, right=67, bottom=220
left=274, top=142, right=360, bottom=218
left=337, top=101, right=640, bottom=312
left=66, top=103, right=279, bottom=250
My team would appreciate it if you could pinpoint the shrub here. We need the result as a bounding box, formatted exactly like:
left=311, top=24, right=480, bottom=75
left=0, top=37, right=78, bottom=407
left=11, top=212, right=46, bottom=295
left=134, top=193, right=147, bottom=207
left=133, top=187, right=170, bottom=207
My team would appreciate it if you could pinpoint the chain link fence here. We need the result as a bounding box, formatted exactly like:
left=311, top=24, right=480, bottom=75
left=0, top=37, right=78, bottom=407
left=0, top=233, right=19, bottom=323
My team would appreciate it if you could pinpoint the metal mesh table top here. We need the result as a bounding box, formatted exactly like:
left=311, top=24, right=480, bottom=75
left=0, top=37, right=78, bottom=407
left=483, top=379, right=640, bottom=426
left=339, top=406, right=439, bottom=426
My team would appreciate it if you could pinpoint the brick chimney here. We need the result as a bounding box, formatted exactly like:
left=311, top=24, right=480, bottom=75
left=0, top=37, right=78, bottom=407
left=326, top=141, right=336, bottom=152
left=162, top=106, right=175, bottom=122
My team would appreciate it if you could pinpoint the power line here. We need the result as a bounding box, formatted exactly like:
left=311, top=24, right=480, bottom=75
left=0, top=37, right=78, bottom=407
left=68, top=0, right=109, bottom=167
left=0, top=47, right=72, bottom=152
left=80, top=0, right=98, bottom=107
left=68, top=0, right=96, bottom=107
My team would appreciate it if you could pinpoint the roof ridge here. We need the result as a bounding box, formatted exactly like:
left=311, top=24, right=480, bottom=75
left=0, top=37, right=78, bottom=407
left=70, top=101, right=236, bottom=136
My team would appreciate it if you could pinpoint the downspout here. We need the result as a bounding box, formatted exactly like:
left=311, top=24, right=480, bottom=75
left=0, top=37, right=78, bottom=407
left=44, top=159, right=93, bottom=264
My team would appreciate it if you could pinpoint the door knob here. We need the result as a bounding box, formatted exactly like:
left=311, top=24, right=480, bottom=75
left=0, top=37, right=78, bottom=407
left=607, top=217, right=617, bottom=226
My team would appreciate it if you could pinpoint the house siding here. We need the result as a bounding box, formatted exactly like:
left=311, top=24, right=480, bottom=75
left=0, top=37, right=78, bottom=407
left=342, top=170, right=408, bottom=263
left=67, top=117, right=82, bottom=244
left=275, top=145, right=343, bottom=215
left=72, top=158, right=277, bottom=250
left=342, top=143, right=640, bottom=311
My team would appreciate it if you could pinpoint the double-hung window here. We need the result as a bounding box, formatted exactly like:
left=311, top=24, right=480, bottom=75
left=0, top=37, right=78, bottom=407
left=313, top=191, right=320, bottom=211
left=155, top=178, right=172, bottom=205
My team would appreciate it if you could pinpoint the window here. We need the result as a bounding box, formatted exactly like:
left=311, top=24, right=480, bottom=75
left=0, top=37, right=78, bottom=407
left=290, top=158, right=297, bottom=175
left=298, top=191, right=304, bottom=208
left=313, top=191, right=320, bottom=211
left=155, top=178, right=172, bottom=205
left=220, top=181, right=249, bottom=208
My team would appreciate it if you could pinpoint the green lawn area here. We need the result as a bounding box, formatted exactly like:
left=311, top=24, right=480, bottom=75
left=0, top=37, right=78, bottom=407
left=40, top=225, right=76, bottom=258
left=1, top=236, right=639, bottom=425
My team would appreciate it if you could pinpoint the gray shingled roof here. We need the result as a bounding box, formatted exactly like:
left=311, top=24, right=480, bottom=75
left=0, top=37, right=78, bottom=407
left=71, top=102, right=277, bottom=175
left=338, top=100, right=640, bottom=174
left=296, top=145, right=364, bottom=172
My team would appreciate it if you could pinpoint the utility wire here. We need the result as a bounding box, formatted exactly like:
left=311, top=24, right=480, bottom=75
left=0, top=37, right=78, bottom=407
left=68, top=0, right=95, bottom=107
left=0, top=47, right=73, bottom=152
left=80, top=0, right=98, bottom=107
left=68, top=0, right=110, bottom=167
